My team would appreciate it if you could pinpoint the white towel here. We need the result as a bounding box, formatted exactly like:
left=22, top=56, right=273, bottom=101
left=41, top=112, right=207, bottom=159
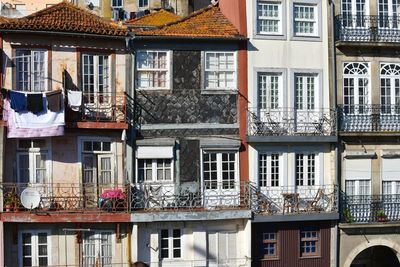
left=67, top=90, right=82, bottom=111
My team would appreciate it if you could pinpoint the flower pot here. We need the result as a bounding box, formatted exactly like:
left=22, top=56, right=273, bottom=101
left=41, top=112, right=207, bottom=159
left=4, top=204, right=12, bottom=212
left=377, top=216, right=387, bottom=222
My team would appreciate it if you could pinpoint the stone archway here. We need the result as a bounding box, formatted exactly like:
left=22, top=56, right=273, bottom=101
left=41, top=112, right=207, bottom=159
left=343, top=239, right=400, bottom=267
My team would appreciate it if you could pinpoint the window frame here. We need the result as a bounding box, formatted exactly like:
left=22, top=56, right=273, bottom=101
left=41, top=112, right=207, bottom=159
left=295, top=152, right=317, bottom=187
left=257, top=1, right=283, bottom=35
left=160, top=228, right=182, bottom=260
left=254, top=0, right=287, bottom=39
left=345, top=179, right=371, bottom=196
left=136, top=50, right=171, bottom=90
left=136, top=158, right=174, bottom=183
left=290, top=0, right=322, bottom=41
left=257, top=72, right=284, bottom=110
left=81, top=53, right=111, bottom=97
left=294, top=73, right=318, bottom=110
left=258, top=152, right=282, bottom=188
left=18, top=230, right=51, bottom=267
left=299, top=228, right=320, bottom=258
left=262, top=231, right=280, bottom=259
left=138, top=0, right=149, bottom=9
left=203, top=51, right=237, bottom=91
left=15, top=49, right=48, bottom=92
left=111, top=0, right=123, bottom=8
left=293, top=4, right=318, bottom=37
left=82, top=230, right=115, bottom=267
left=201, top=150, right=239, bottom=190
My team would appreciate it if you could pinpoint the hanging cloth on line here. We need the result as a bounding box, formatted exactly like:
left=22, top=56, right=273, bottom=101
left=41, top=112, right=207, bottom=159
left=67, top=90, right=82, bottom=112
left=10, top=91, right=27, bottom=112
left=27, top=93, right=44, bottom=114
left=46, top=90, right=62, bottom=112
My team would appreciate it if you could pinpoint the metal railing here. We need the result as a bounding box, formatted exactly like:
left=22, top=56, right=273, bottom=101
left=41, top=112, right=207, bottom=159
left=66, top=92, right=127, bottom=123
left=131, top=182, right=249, bottom=211
left=1, top=183, right=129, bottom=213
left=335, top=15, right=400, bottom=43
left=247, top=108, right=337, bottom=136
left=143, top=258, right=251, bottom=267
left=338, top=104, right=400, bottom=132
left=342, top=194, right=400, bottom=223
left=248, top=184, right=338, bottom=215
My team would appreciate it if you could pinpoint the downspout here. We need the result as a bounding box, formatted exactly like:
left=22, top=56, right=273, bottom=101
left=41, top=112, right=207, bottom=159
left=329, top=1, right=340, bottom=267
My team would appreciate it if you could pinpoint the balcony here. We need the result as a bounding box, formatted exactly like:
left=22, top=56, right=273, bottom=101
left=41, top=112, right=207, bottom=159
left=335, top=15, right=400, bottom=44
left=338, top=104, right=400, bottom=133
left=248, top=184, right=338, bottom=218
left=1, top=183, right=129, bottom=213
left=247, top=108, right=337, bottom=142
left=342, top=194, right=400, bottom=223
left=65, top=92, right=130, bottom=129
left=131, top=182, right=249, bottom=211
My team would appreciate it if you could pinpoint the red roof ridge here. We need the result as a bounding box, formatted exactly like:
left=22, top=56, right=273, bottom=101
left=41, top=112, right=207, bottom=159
left=125, top=9, right=180, bottom=26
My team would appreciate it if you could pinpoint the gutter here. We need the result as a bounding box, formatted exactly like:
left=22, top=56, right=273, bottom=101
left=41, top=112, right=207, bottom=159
left=0, top=29, right=128, bottom=40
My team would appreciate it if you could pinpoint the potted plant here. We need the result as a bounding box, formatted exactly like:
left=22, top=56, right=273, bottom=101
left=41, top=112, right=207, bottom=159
left=376, top=210, right=387, bottom=222
left=4, top=191, right=17, bottom=212
left=343, top=208, right=353, bottom=223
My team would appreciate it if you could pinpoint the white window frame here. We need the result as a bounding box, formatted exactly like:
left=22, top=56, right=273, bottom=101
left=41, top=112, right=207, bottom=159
left=258, top=152, right=282, bottom=188
left=382, top=180, right=400, bottom=195
left=203, top=51, right=237, bottom=90
left=136, top=50, right=171, bottom=90
left=82, top=54, right=111, bottom=97
left=82, top=231, right=114, bottom=267
left=136, top=158, right=174, bottom=183
left=295, top=153, right=318, bottom=187
left=293, top=3, right=318, bottom=37
left=16, top=139, right=51, bottom=184
left=18, top=230, right=51, bottom=267
left=201, top=150, right=239, bottom=190
left=341, top=0, right=370, bottom=28
left=294, top=73, right=319, bottom=110
left=257, top=1, right=283, bottom=35
left=207, top=231, right=237, bottom=264
left=345, top=179, right=371, bottom=195
left=380, top=63, right=400, bottom=114
left=16, top=49, right=48, bottom=92
left=160, top=228, right=182, bottom=260
left=258, top=72, right=283, bottom=110
left=111, top=0, right=123, bottom=8
left=378, top=0, right=400, bottom=28
left=343, top=62, right=371, bottom=114
left=138, top=0, right=149, bottom=9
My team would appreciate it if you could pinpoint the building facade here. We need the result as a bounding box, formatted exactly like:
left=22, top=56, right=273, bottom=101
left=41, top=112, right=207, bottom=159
left=246, top=0, right=339, bottom=266
left=335, top=0, right=400, bottom=266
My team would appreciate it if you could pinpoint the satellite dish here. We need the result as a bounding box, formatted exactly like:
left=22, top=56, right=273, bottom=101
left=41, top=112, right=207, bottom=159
left=20, top=188, right=41, bottom=210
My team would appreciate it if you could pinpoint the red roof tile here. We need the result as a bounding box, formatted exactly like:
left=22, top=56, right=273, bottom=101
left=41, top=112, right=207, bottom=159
left=135, top=5, right=242, bottom=38
left=125, top=9, right=181, bottom=27
left=0, top=1, right=127, bottom=37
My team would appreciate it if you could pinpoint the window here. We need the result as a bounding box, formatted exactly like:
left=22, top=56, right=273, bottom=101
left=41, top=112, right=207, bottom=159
left=262, top=232, right=279, bottom=259
left=203, top=151, right=237, bottom=190
left=138, top=0, right=149, bottom=8
left=343, top=62, right=370, bottom=114
left=112, top=0, right=123, bottom=7
left=257, top=1, right=282, bottom=34
left=259, top=153, right=280, bottom=187
left=81, top=139, right=114, bottom=185
left=295, top=74, right=317, bottom=110
left=378, top=0, right=400, bottom=28
left=136, top=51, right=170, bottom=90
left=258, top=72, right=282, bottom=110
left=138, top=159, right=172, bottom=182
left=345, top=158, right=372, bottom=195
left=383, top=181, right=400, bottom=194
left=342, top=0, right=369, bottom=28
left=160, top=229, right=181, bottom=259
left=300, top=228, right=319, bottom=257
left=82, top=54, right=110, bottom=100
left=295, top=153, right=316, bottom=186
left=16, top=49, right=47, bottom=92
left=19, top=231, right=49, bottom=266
left=204, top=52, right=236, bottom=90
left=382, top=157, right=400, bottom=194
left=345, top=180, right=371, bottom=195
left=293, top=4, right=317, bottom=36
left=207, top=231, right=236, bottom=264
left=83, top=231, right=113, bottom=267
left=380, top=63, right=400, bottom=114
left=17, top=139, right=49, bottom=184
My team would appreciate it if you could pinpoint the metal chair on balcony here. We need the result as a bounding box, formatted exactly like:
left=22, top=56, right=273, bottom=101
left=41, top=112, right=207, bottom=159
left=306, top=188, right=325, bottom=212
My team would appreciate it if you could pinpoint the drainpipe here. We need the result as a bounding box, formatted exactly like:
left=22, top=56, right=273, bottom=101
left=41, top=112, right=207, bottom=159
left=329, top=1, right=340, bottom=267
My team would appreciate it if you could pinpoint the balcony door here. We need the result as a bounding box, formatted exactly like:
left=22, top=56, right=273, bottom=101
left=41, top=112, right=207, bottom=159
left=257, top=72, right=283, bottom=127
left=341, top=0, right=369, bottom=28
left=378, top=0, right=400, bottom=28
left=380, top=63, right=400, bottom=113
left=343, top=62, right=371, bottom=112
left=202, top=151, right=239, bottom=208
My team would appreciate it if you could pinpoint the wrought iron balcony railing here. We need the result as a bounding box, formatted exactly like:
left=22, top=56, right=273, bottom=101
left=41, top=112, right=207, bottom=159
left=247, top=108, right=337, bottom=136
left=1, top=183, right=129, bottom=213
left=66, top=92, right=128, bottom=123
left=338, top=104, right=400, bottom=132
left=248, top=184, right=338, bottom=215
left=131, top=182, right=249, bottom=211
left=335, top=15, right=400, bottom=43
left=342, top=194, right=400, bottom=223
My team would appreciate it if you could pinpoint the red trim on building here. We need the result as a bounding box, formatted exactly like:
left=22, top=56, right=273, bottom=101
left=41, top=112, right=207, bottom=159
left=0, top=212, right=131, bottom=223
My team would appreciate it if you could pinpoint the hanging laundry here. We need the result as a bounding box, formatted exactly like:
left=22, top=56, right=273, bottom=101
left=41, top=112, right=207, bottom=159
left=1, top=89, right=8, bottom=99
left=67, top=90, right=82, bottom=111
left=27, top=93, right=44, bottom=113
left=46, top=90, right=62, bottom=112
left=10, top=91, right=27, bottom=112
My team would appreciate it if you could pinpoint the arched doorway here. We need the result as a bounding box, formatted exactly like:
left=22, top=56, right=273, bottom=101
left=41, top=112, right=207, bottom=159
left=350, top=245, right=400, bottom=267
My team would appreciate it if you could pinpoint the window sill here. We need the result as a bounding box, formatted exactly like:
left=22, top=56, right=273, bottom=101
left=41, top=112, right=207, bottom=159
left=262, top=256, right=280, bottom=261
left=291, top=35, right=322, bottom=42
left=201, top=89, right=238, bottom=95
left=137, top=89, right=173, bottom=94
left=299, top=255, right=321, bottom=259
left=253, top=33, right=287, bottom=40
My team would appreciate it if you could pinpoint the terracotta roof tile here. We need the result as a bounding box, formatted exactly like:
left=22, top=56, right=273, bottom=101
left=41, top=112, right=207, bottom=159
left=125, top=9, right=180, bottom=27
left=135, top=5, right=242, bottom=38
left=0, top=1, right=127, bottom=37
